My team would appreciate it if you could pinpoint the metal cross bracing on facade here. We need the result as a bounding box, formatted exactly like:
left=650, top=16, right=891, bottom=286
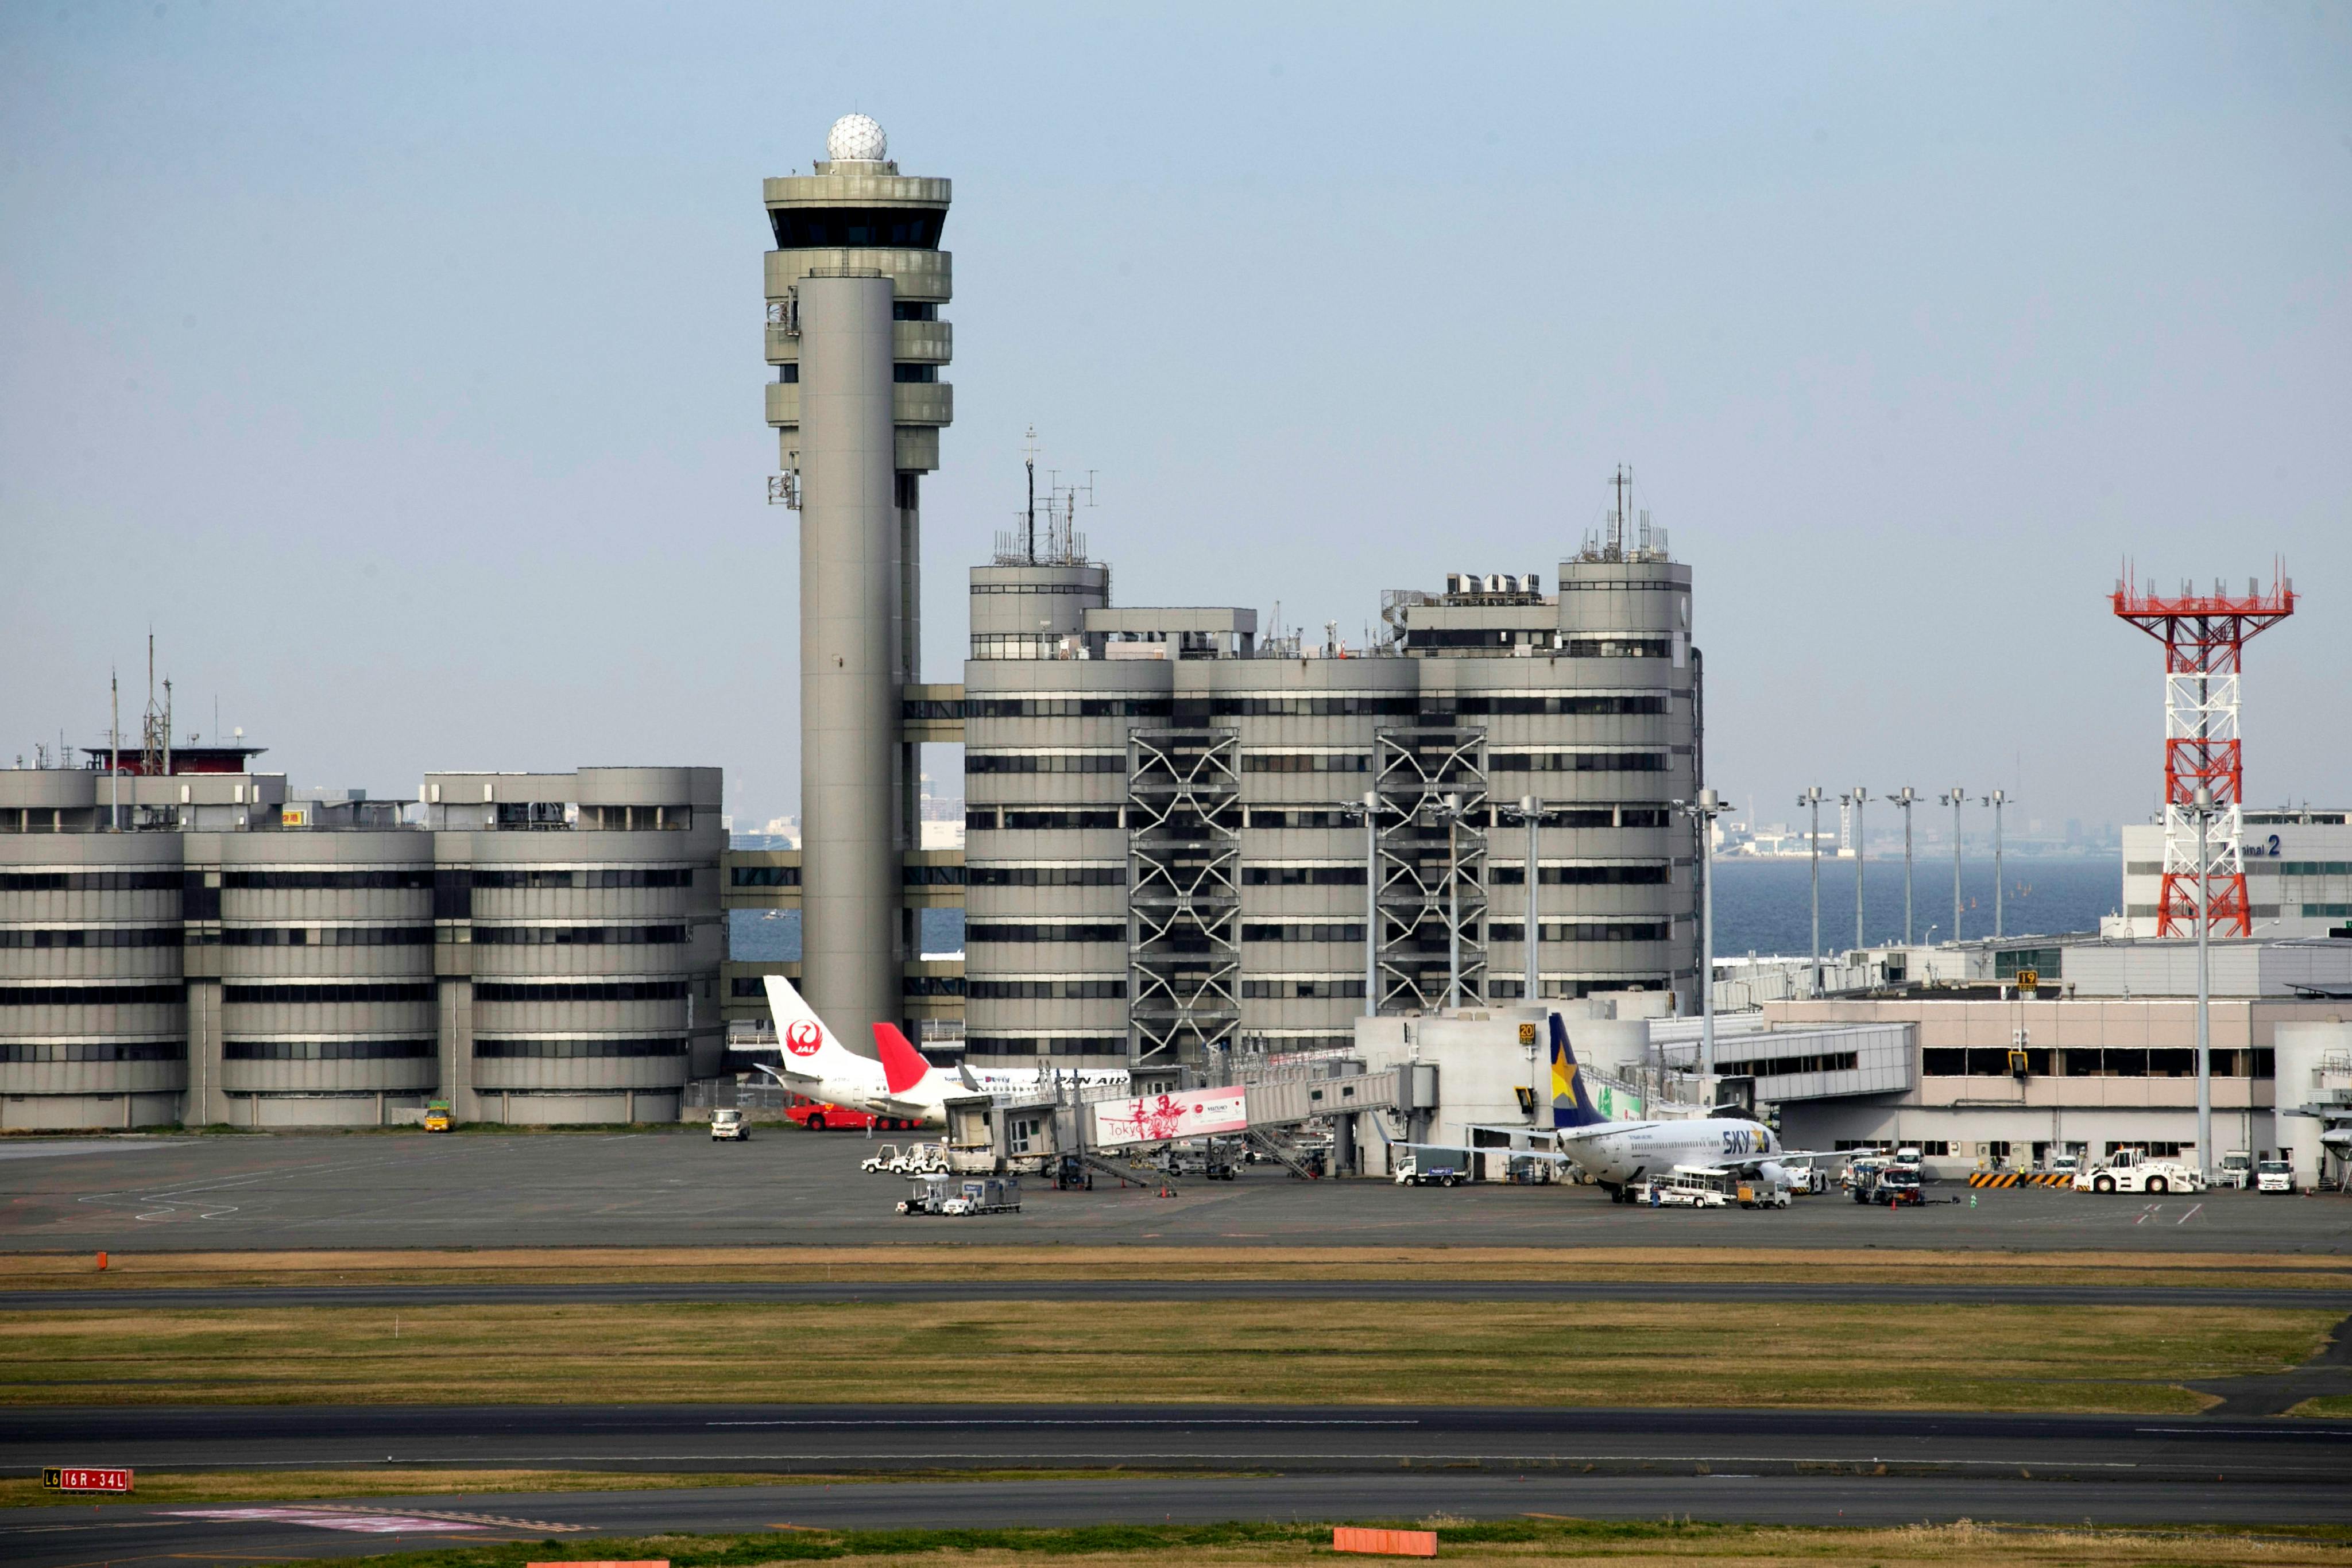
left=1124, top=726, right=1243, bottom=1074
left=2111, top=567, right=2296, bottom=938
left=1373, top=727, right=1490, bottom=1013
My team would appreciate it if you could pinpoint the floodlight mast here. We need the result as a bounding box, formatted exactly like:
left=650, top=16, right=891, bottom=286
left=1890, top=786, right=1917, bottom=944
left=1674, top=789, right=1734, bottom=1077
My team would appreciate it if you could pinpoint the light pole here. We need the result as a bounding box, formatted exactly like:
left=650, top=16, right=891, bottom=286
left=1846, top=786, right=1870, bottom=951
left=2191, top=782, right=2214, bottom=1178
left=1941, top=786, right=1966, bottom=944
left=1801, top=786, right=1824, bottom=995
left=1980, top=788, right=2009, bottom=939
left=1674, top=788, right=1735, bottom=1078
left=1890, top=786, right=1917, bottom=944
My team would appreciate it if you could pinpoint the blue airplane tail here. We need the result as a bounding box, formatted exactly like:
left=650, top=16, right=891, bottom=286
left=1549, top=1012, right=1608, bottom=1129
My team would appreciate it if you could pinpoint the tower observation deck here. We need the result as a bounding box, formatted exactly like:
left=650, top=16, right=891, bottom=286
left=765, top=114, right=954, bottom=1047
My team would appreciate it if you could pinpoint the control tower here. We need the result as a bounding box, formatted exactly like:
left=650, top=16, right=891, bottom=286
left=765, top=114, right=953, bottom=1045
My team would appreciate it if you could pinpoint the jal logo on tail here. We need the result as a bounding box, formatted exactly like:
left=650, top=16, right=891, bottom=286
left=784, top=1019, right=822, bottom=1057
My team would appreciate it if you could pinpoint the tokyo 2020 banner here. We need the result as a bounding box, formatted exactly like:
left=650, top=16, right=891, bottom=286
left=1090, top=1086, right=1248, bottom=1147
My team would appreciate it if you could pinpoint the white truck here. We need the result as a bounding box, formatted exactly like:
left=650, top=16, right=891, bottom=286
left=2214, top=1151, right=2252, bottom=1189
left=709, top=1108, right=748, bottom=1142
left=2073, top=1148, right=2206, bottom=1194
left=1394, top=1154, right=1465, bottom=1187
left=2255, top=1157, right=2297, bottom=1195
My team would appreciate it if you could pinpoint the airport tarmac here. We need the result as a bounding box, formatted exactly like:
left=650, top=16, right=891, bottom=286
left=3, top=1129, right=2346, bottom=1254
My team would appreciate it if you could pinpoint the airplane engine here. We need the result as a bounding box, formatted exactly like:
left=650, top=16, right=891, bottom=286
left=1757, top=1160, right=1790, bottom=1188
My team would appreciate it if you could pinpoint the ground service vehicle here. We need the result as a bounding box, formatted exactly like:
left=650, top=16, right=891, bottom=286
left=1854, top=1167, right=1925, bottom=1206
left=1631, top=1171, right=1728, bottom=1207
left=423, top=1099, right=451, bottom=1133
left=943, top=1178, right=1022, bottom=1215
left=2215, top=1151, right=2252, bottom=1189
left=2256, top=1158, right=2296, bottom=1194
left=2074, top=1148, right=2206, bottom=1194
left=1394, top=1156, right=1463, bottom=1187
left=709, top=1108, right=747, bottom=1142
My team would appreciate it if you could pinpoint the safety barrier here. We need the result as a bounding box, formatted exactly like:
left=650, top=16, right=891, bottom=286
left=1333, top=1526, right=1438, bottom=1558
left=1967, top=1171, right=2074, bottom=1187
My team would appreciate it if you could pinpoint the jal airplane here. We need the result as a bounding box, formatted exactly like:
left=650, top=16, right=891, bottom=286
left=1408, top=1013, right=1811, bottom=1201
left=752, top=973, right=1127, bottom=1127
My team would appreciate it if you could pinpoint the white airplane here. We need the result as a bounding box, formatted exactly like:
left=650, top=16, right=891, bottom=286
left=751, top=973, right=1127, bottom=1128
left=1405, top=1013, right=1815, bottom=1203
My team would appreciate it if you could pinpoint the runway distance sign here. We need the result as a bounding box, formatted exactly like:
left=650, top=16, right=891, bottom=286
left=44, top=1466, right=133, bottom=1492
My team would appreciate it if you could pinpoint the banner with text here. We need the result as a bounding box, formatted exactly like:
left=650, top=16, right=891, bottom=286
left=1091, top=1086, right=1249, bottom=1148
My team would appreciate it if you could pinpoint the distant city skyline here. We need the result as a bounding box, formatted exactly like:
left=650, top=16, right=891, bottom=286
left=4, top=5, right=2347, bottom=830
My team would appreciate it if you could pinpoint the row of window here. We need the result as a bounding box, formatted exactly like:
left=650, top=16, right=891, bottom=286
left=966, top=1036, right=1125, bottom=1056
left=965, top=582, right=1095, bottom=597
left=473, top=924, right=690, bottom=946
left=1240, top=978, right=1367, bottom=998
left=981, top=810, right=1125, bottom=830
left=1239, top=866, right=1367, bottom=886
left=969, top=979, right=1128, bottom=1000
left=1241, top=922, right=1367, bottom=943
left=224, top=982, right=436, bottom=1005
left=474, top=981, right=690, bottom=1002
left=0, top=927, right=181, bottom=948
left=969, top=866, right=1126, bottom=887
left=969, top=697, right=1163, bottom=717
left=475, top=1037, right=690, bottom=1058
left=2303, top=904, right=2352, bottom=917
left=470, top=868, right=697, bottom=889
left=0, top=983, right=182, bottom=1006
left=892, top=363, right=939, bottom=383
left=966, top=923, right=1127, bottom=943
left=1490, top=752, right=1668, bottom=773
left=768, top=206, right=945, bottom=249
left=965, top=753, right=1125, bottom=775
left=1485, top=921, right=1672, bottom=943
left=1489, top=864, right=1672, bottom=886
left=1715, top=1051, right=1861, bottom=1078
left=1241, top=754, right=1372, bottom=773
left=1920, top=1047, right=2276, bottom=1078
left=222, top=870, right=432, bottom=890
left=1835, top=1139, right=1955, bottom=1156
left=0, top=871, right=180, bottom=891
left=1, top=1042, right=181, bottom=1062
left=2280, top=862, right=2352, bottom=876
left=730, top=866, right=802, bottom=887
left=225, top=1040, right=434, bottom=1060
left=221, top=927, right=434, bottom=947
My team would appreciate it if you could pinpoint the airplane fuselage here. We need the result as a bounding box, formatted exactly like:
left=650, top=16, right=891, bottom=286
left=1569, top=1118, right=1782, bottom=1187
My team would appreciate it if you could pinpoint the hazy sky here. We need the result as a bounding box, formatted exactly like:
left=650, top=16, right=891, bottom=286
left=4, top=3, right=2347, bottom=835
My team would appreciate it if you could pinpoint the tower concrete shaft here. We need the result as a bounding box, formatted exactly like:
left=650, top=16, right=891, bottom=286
left=765, top=118, right=953, bottom=1046
left=798, top=275, right=904, bottom=1044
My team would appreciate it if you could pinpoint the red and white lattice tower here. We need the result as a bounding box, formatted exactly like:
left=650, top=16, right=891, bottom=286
left=2111, top=564, right=2295, bottom=938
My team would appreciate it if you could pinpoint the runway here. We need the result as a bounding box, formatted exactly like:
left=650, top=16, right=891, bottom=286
left=9, top=1278, right=2350, bottom=1310
left=4, top=1430, right=2349, bottom=1568
left=6, top=1401, right=2346, bottom=1485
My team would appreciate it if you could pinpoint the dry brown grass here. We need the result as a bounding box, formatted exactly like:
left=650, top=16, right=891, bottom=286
left=6, top=1244, right=2346, bottom=1293
left=1, top=1299, right=2330, bottom=1412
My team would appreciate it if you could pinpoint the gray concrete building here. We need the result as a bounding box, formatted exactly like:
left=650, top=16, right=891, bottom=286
left=764, top=112, right=952, bottom=1052
left=1, top=762, right=721, bottom=1129
left=961, top=545, right=1703, bottom=1080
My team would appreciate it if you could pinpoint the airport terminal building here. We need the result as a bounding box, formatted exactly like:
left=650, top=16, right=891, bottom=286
left=0, top=763, right=723, bottom=1129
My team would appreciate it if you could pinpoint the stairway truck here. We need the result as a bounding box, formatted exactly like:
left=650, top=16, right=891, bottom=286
left=2072, top=1148, right=2206, bottom=1195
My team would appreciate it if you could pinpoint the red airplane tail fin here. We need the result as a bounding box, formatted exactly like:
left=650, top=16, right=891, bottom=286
left=872, top=1021, right=930, bottom=1095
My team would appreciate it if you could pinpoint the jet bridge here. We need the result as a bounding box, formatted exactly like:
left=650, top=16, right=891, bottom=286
left=942, top=1056, right=1437, bottom=1179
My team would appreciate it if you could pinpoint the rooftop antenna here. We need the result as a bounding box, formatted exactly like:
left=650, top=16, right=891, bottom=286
left=1023, top=425, right=1038, bottom=563
left=1609, top=464, right=1633, bottom=560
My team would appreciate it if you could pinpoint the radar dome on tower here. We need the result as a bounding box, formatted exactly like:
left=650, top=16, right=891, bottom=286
left=826, top=114, right=888, bottom=163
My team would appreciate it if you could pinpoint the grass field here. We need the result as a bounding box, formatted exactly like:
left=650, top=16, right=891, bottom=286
left=136, top=1518, right=2352, bottom=1568
left=2, top=1299, right=2331, bottom=1412
left=6, top=1244, right=2349, bottom=1292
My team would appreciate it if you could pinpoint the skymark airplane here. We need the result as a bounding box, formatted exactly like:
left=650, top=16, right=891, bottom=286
left=753, top=973, right=1127, bottom=1127
left=1406, top=1013, right=1812, bottom=1201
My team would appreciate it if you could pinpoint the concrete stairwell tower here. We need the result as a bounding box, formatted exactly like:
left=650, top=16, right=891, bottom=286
left=764, top=114, right=954, bottom=1047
